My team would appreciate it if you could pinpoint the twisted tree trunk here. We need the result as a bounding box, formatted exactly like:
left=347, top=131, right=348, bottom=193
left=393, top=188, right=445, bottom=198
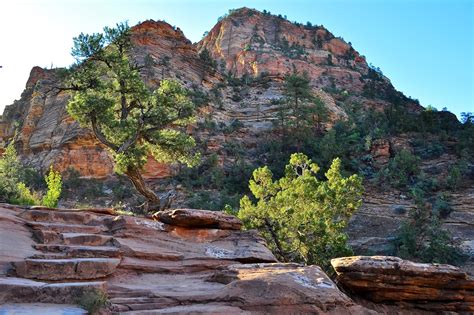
left=125, top=166, right=161, bottom=211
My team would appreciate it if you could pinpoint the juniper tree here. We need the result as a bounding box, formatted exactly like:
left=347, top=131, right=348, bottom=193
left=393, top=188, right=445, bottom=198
left=237, top=153, right=363, bottom=273
left=280, top=72, right=328, bottom=140
left=65, top=22, right=199, bottom=210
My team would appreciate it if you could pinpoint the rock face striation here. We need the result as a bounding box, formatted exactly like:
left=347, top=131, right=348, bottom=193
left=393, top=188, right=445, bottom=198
left=332, top=256, right=474, bottom=313
left=0, top=8, right=421, bottom=178
left=0, top=5, right=472, bottom=288
left=2, top=204, right=473, bottom=313
left=0, top=204, right=370, bottom=314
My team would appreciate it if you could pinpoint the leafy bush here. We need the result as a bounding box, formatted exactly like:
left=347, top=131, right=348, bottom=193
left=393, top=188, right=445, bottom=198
left=379, top=150, right=420, bottom=188
left=446, top=159, right=468, bottom=190
left=0, top=143, right=41, bottom=205
left=0, top=143, right=24, bottom=200
left=77, top=289, right=108, bottom=315
left=42, top=166, right=62, bottom=208
left=411, top=139, right=445, bottom=159
left=433, top=194, right=453, bottom=219
left=393, top=201, right=465, bottom=265
left=10, top=183, right=41, bottom=206
left=237, top=153, right=363, bottom=273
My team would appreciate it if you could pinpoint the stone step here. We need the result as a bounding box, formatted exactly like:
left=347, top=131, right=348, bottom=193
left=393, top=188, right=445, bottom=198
left=29, top=253, right=68, bottom=259
left=33, top=244, right=121, bottom=258
left=110, top=297, right=175, bottom=305
left=27, top=221, right=106, bottom=234
left=32, top=229, right=62, bottom=244
left=61, top=233, right=114, bottom=246
left=13, top=258, right=121, bottom=280
left=19, top=209, right=102, bottom=225
left=111, top=300, right=179, bottom=312
left=113, top=304, right=245, bottom=314
left=0, top=277, right=106, bottom=304
left=0, top=303, right=87, bottom=315
left=108, top=291, right=151, bottom=298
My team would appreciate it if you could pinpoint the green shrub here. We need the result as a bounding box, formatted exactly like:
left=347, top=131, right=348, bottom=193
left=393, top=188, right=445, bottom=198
left=77, top=289, right=108, bottom=315
left=433, top=194, right=453, bottom=219
left=0, top=142, right=42, bottom=205
left=446, top=159, right=468, bottom=191
left=237, top=153, right=363, bottom=273
left=10, top=182, right=40, bottom=206
left=42, top=166, right=62, bottom=208
left=393, top=195, right=465, bottom=265
left=380, top=150, right=420, bottom=188
left=0, top=143, right=24, bottom=200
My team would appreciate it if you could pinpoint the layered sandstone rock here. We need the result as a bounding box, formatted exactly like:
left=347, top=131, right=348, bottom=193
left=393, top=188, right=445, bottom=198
left=153, top=208, right=242, bottom=230
left=0, top=204, right=369, bottom=313
left=332, top=256, right=474, bottom=312
left=0, top=8, right=422, bottom=179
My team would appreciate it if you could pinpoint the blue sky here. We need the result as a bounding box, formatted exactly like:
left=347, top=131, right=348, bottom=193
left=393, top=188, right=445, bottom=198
left=0, top=0, right=472, bottom=118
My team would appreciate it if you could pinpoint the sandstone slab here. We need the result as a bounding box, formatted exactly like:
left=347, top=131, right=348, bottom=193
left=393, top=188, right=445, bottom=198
left=211, top=263, right=372, bottom=314
left=0, top=277, right=106, bottom=304
left=332, top=256, right=474, bottom=312
left=13, top=258, right=121, bottom=280
left=153, top=208, right=243, bottom=230
left=0, top=303, right=87, bottom=315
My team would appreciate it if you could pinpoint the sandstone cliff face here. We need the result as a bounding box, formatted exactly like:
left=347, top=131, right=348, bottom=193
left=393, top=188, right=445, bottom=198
left=197, top=8, right=421, bottom=114
left=0, top=7, right=471, bottom=277
left=0, top=21, right=218, bottom=178
left=0, top=8, right=421, bottom=178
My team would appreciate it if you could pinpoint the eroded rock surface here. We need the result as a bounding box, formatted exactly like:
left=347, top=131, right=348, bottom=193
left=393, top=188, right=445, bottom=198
left=153, top=208, right=243, bottom=230
left=0, top=204, right=371, bottom=314
left=332, top=256, right=474, bottom=313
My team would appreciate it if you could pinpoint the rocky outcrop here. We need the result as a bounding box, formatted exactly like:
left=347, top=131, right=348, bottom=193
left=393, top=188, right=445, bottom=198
left=0, top=8, right=422, bottom=179
left=0, top=204, right=369, bottom=313
left=0, top=21, right=218, bottom=179
left=2, top=204, right=472, bottom=313
left=153, top=208, right=242, bottom=230
left=332, top=256, right=474, bottom=313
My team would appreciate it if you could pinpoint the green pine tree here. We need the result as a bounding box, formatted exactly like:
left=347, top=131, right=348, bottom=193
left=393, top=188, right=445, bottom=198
left=65, top=22, right=199, bottom=210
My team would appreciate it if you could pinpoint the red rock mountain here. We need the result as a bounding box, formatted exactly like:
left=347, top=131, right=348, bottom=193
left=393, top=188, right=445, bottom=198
left=0, top=7, right=472, bottom=276
left=0, top=8, right=421, bottom=178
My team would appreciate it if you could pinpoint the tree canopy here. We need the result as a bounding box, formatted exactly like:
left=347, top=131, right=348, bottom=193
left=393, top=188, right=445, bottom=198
left=66, top=22, right=199, bottom=209
left=236, top=153, right=363, bottom=272
left=278, top=72, right=328, bottom=138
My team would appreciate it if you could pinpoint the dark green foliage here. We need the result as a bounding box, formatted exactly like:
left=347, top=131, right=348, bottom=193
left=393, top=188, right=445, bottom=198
left=237, top=154, right=363, bottom=273
left=177, top=154, right=254, bottom=210
left=188, top=86, right=210, bottom=107
left=63, top=170, right=136, bottom=205
left=327, top=54, right=333, bottom=65
left=433, top=194, right=453, bottom=219
left=278, top=72, right=328, bottom=138
left=378, top=150, right=420, bottom=188
left=0, top=143, right=41, bottom=205
left=222, top=119, right=244, bottom=134
left=199, top=48, right=217, bottom=70
left=446, top=158, right=469, bottom=190
left=456, top=112, right=474, bottom=156
left=66, top=22, right=199, bottom=206
left=77, top=289, right=108, bottom=315
left=277, top=37, right=306, bottom=58
left=313, top=34, right=323, bottom=49
left=411, top=138, right=445, bottom=159
left=393, top=194, right=465, bottom=266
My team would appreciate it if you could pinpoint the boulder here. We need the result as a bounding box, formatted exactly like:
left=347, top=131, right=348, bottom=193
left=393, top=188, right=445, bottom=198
left=332, top=256, right=474, bottom=312
left=153, top=208, right=243, bottom=230
left=212, top=263, right=372, bottom=314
